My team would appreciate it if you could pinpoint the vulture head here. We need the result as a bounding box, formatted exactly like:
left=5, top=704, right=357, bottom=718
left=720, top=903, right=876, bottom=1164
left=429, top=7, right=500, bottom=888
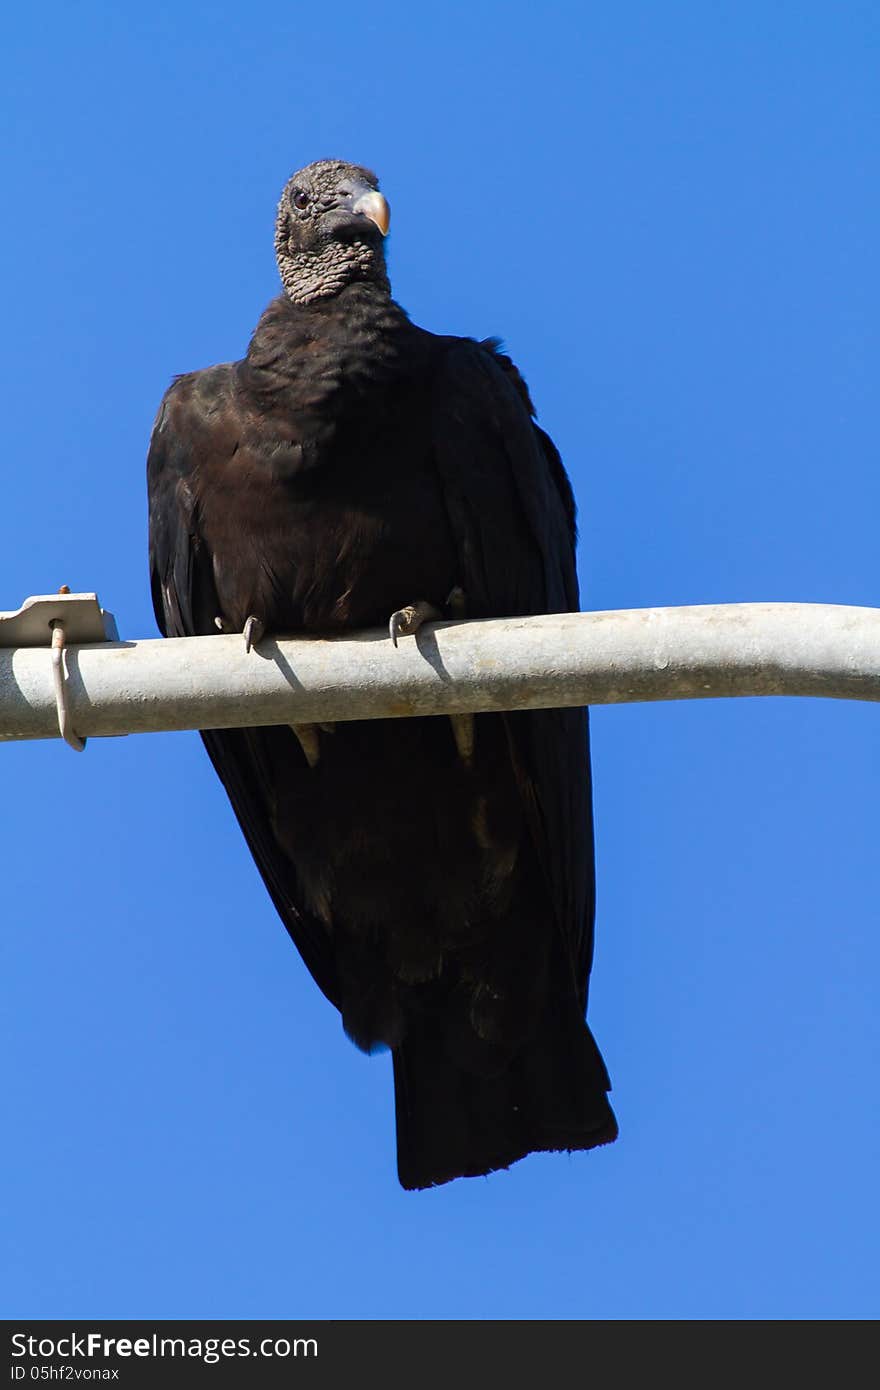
left=274, top=159, right=391, bottom=306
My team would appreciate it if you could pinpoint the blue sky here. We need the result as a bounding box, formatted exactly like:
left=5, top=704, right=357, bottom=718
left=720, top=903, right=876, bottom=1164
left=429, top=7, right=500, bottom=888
left=1, top=1, right=878, bottom=1319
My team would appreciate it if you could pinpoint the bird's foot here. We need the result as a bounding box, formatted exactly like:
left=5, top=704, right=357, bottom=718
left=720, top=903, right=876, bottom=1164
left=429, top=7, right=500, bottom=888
left=450, top=713, right=475, bottom=767
left=243, top=615, right=265, bottom=653
left=291, top=723, right=321, bottom=768
left=388, top=601, right=440, bottom=648
left=215, top=613, right=265, bottom=653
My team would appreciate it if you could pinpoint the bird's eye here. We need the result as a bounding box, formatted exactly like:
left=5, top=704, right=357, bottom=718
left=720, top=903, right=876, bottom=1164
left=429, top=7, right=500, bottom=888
left=290, top=187, right=309, bottom=211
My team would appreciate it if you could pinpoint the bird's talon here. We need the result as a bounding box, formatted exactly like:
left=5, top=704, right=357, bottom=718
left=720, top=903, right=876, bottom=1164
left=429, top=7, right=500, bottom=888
left=450, top=713, right=475, bottom=767
left=388, top=601, right=440, bottom=648
left=243, top=615, right=265, bottom=653
left=291, top=723, right=321, bottom=768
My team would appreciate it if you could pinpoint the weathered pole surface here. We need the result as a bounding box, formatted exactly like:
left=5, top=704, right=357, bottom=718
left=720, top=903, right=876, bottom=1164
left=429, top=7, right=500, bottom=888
left=2, top=603, right=880, bottom=744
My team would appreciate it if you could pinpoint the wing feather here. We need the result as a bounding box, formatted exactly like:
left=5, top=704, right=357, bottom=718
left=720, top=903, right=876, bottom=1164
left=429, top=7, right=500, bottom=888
left=431, top=342, right=596, bottom=1005
left=147, top=377, right=340, bottom=1005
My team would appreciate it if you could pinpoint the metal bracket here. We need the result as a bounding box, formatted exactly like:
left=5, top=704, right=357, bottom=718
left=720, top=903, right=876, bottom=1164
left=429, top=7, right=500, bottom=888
left=0, top=592, right=118, bottom=647
left=0, top=592, right=119, bottom=750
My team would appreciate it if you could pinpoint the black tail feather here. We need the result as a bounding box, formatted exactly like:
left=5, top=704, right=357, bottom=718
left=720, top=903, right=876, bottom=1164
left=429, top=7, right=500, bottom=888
left=392, top=993, right=617, bottom=1191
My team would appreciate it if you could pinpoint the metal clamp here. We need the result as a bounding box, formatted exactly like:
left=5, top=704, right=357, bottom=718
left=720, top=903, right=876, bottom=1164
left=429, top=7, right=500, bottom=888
left=50, top=621, right=86, bottom=751
left=0, top=591, right=118, bottom=751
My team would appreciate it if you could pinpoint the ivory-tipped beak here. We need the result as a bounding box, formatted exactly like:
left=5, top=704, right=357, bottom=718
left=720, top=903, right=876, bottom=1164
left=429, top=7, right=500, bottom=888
left=352, top=189, right=390, bottom=236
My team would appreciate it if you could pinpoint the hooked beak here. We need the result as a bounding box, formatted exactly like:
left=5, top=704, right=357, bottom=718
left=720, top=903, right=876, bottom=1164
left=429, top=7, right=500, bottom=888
left=351, top=188, right=390, bottom=236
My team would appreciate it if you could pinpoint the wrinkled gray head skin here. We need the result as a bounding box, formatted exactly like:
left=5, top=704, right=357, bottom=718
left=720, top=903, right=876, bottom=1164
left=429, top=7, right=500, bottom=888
left=274, top=159, right=391, bottom=306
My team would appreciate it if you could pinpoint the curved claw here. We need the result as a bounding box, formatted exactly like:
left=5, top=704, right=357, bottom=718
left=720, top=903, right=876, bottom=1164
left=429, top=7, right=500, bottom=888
left=243, top=615, right=265, bottom=653
left=450, top=713, right=475, bottom=767
left=290, top=723, right=321, bottom=768
left=389, top=610, right=405, bottom=648
left=388, top=601, right=440, bottom=649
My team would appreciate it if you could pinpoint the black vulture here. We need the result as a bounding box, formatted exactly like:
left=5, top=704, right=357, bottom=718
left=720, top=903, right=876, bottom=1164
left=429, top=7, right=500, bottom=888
left=148, top=159, right=616, bottom=1189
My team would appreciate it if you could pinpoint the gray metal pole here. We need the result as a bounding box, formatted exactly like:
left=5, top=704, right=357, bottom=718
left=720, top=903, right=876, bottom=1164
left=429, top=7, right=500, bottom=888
left=2, top=603, right=880, bottom=744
